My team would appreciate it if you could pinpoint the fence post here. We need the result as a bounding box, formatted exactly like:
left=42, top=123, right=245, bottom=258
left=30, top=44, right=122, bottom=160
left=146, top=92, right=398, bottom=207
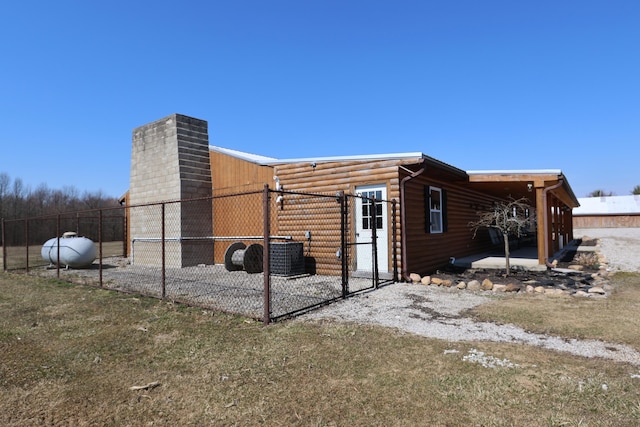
left=392, top=199, right=398, bottom=282
left=263, top=184, right=271, bottom=325
left=161, top=203, right=166, bottom=299
left=122, top=210, right=127, bottom=258
left=56, top=215, right=60, bottom=278
left=340, top=191, right=348, bottom=298
left=25, top=219, right=29, bottom=273
left=371, top=195, right=379, bottom=289
left=99, top=209, right=103, bottom=287
left=1, top=218, right=6, bottom=271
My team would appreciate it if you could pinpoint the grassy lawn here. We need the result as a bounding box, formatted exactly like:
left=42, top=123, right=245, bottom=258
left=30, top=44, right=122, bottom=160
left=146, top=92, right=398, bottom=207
left=1, top=272, right=640, bottom=426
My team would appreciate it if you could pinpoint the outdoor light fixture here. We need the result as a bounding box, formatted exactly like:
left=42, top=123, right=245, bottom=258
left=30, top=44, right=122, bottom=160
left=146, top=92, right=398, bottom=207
left=527, top=183, right=533, bottom=192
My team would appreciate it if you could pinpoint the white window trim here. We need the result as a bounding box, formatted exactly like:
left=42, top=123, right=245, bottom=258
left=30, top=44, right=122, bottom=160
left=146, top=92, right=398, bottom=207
left=429, top=186, right=443, bottom=234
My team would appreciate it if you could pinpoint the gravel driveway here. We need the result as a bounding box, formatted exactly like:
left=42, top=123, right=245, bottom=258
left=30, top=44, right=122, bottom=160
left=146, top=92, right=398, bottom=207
left=300, top=228, right=640, bottom=365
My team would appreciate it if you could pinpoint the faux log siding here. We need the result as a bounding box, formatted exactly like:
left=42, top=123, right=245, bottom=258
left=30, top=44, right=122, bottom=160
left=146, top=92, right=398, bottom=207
left=403, top=173, right=499, bottom=275
left=573, top=215, right=640, bottom=228
left=274, top=160, right=410, bottom=276
left=273, top=192, right=344, bottom=275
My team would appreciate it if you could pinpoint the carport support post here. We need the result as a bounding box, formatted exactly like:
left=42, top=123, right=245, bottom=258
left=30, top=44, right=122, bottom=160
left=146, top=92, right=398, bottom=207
left=263, top=184, right=271, bottom=325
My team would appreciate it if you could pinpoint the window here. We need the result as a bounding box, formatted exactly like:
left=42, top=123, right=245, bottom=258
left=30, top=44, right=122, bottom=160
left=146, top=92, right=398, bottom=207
left=425, top=186, right=447, bottom=233
left=361, top=190, right=383, bottom=230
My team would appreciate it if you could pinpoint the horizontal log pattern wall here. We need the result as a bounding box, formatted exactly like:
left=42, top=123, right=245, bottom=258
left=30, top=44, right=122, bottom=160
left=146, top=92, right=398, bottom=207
left=274, top=159, right=411, bottom=276
left=403, top=171, right=500, bottom=275
left=573, top=215, right=640, bottom=228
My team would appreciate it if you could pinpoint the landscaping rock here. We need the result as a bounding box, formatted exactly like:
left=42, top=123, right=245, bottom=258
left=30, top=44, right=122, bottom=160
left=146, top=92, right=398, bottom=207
left=467, top=280, right=481, bottom=291
left=431, top=277, right=444, bottom=286
left=588, top=286, right=606, bottom=295
left=505, top=283, right=520, bottom=293
left=481, top=279, right=494, bottom=291
left=493, top=284, right=507, bottom=292
left=409, top=273, right=421, bottom=284
left=456, top=281, right=467, bottom=290
left=421, top=276, right=431, bottom=286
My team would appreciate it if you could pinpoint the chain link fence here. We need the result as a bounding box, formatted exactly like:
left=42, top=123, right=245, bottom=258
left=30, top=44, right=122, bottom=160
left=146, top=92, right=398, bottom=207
left=1, top=188, right=397, bottom=323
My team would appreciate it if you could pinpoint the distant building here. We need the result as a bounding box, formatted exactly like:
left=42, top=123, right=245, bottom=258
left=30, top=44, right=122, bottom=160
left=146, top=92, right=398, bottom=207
left=573, top=195, right=640, bottom=228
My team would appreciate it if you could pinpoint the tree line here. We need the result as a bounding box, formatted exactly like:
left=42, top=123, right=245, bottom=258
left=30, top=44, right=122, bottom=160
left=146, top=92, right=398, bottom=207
left=588, top=185, right=640, bottom=197
left=0, top=172, right=121, bottom=220
left=0, top=172, right=124, bottom=246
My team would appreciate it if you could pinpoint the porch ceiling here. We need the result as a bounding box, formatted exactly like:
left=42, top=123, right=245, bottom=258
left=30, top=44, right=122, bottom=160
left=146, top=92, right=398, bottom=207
left=466, top=171, right=580, bottom=208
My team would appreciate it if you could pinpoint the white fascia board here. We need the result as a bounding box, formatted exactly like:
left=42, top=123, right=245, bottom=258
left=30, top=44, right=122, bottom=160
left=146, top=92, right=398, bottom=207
left=262, top=152, right=425, bottom=165
left=209, top=145, right=277, bottom=164
left=466, top=169, right=563, bottom=175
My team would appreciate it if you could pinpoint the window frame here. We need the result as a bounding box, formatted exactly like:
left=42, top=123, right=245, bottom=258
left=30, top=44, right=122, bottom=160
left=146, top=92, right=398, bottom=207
left=425, top=185, right=447, bottom=234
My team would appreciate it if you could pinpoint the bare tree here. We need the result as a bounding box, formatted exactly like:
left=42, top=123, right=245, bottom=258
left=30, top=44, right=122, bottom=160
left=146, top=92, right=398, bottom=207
left=469, top=197, right=534, bottom=275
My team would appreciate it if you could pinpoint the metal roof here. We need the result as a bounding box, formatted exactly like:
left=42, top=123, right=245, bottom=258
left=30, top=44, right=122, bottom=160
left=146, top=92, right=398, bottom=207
left=574, top=195, right=640, bottom=215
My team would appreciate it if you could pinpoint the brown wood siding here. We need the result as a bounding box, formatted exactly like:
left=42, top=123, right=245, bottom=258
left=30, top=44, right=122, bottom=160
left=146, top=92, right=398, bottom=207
left=573, top=214, right=640, bottom=228
left=274, top=159, right=411, bottom=275
left=403, top=171, right=500, bottom=275
left=209, top=151, right=275, bottom=263
left=210, top=150, right=274, bottom=194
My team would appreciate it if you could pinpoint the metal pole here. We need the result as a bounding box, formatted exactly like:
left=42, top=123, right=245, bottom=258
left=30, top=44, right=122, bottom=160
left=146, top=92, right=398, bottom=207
left=25, top=219, right=29, bottom=272
left=99, top=210, right=103, bottom=287
left=122, top=209, right=127, bottom=258
left=161, top=203, right=166, bottom=299
left=371, top=195, right=379, bottom=289
left=263, top=184, right=271, bottom=325
left=56, top=215, right=60, bottom=278
left=1, top=218, right=6, bottom=271
left=340, top=191, right=348, bottom=297
left=392, top=199, right=398, bottom=282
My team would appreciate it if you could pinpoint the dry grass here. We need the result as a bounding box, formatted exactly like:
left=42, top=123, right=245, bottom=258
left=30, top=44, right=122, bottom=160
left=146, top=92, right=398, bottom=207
left=1, top=272, right=640, bottom=426
left=1, top=241, right=124, bottom=270
left=470, top=272, right=640, bottom=348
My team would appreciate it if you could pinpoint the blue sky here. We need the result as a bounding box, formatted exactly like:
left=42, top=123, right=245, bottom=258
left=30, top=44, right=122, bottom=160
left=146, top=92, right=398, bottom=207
left=1, top=0, right=639, bottom=199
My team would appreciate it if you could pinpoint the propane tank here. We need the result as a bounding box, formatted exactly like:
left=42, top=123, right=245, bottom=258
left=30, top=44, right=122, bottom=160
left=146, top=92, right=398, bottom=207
left=41, top=232, right=97, bottom=268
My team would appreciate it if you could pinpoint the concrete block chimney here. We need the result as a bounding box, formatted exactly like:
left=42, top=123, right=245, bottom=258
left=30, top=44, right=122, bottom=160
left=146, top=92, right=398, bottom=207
left=129, top=114, right=213, bottom=267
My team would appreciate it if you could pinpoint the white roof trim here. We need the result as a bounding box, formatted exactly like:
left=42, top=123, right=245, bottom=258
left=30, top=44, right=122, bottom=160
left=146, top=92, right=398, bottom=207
left=466, top=169, right=563, bottom=175
left=209, top=145, right=425, bottom=165
left=262, top=152, right=425, bottom=165
left=209, top=145, right=277, bottom=164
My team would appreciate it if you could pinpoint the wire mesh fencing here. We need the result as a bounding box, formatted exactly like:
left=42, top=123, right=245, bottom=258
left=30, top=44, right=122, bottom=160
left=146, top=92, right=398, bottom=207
left=2, top=187, right=398, bottom=323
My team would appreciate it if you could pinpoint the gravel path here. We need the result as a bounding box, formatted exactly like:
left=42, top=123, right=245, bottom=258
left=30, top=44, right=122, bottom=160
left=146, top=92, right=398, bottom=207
left=575, top=228, right=640, bottom=273
left=301, top=228, right=640, bottom=365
